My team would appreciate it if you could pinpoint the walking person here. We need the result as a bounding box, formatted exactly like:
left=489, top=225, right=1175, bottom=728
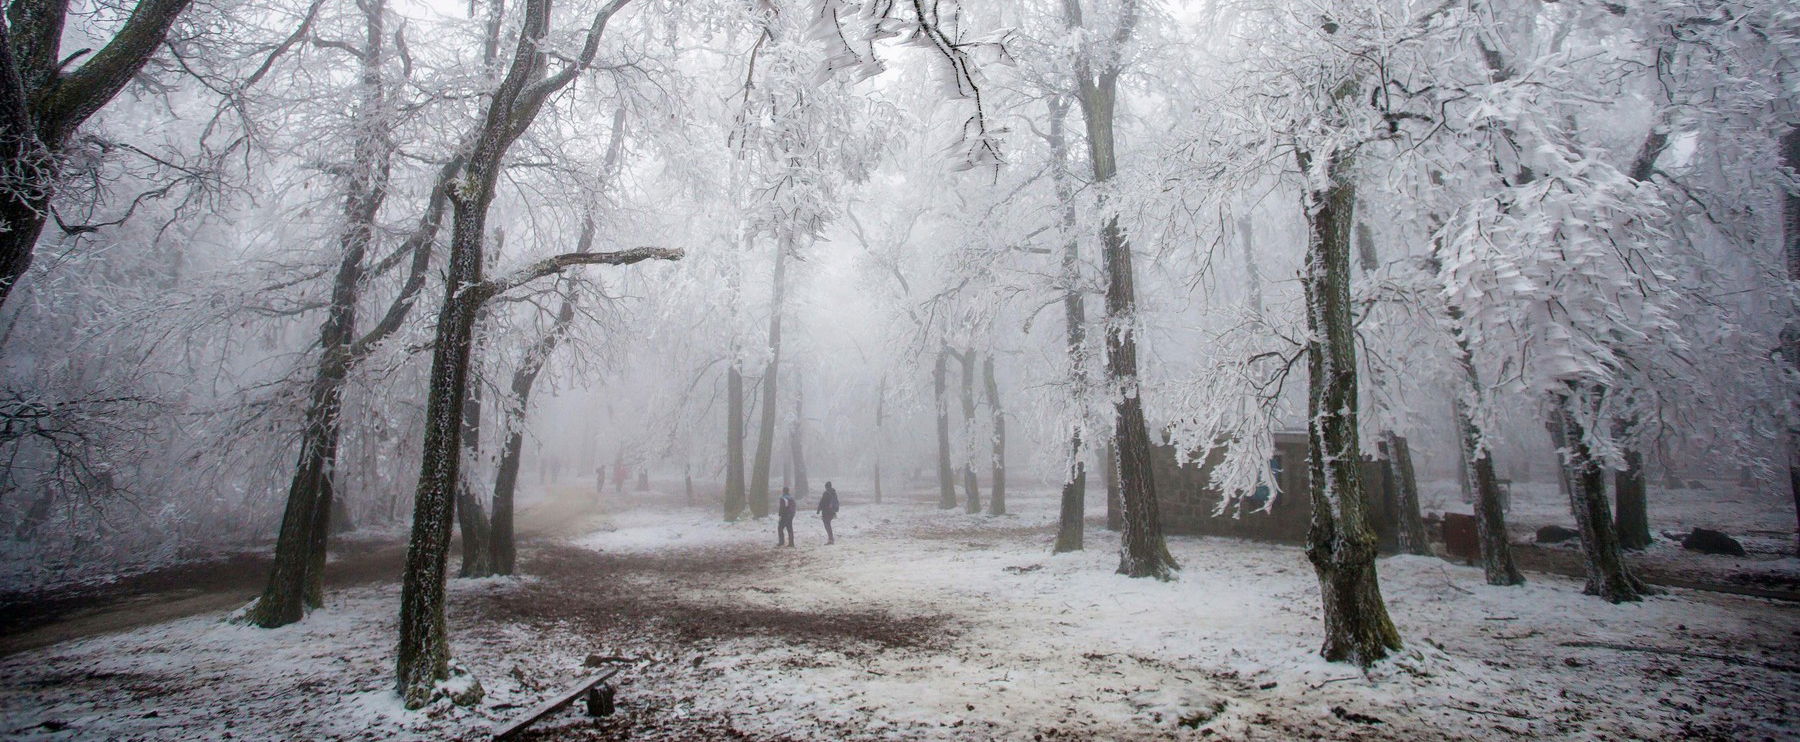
left=777, top=487, right=797, bottom=547
left=816, top=481, right=840, bottom=545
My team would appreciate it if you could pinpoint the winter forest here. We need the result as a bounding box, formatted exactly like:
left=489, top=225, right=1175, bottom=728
left=0, top=0, right=1797, bottom=738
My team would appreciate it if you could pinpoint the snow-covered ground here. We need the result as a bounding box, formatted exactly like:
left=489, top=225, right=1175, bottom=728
left=2, top=487, right=1795, bottom=740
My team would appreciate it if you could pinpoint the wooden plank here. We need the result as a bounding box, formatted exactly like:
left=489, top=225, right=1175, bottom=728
left=492, top=666, right=625, bottom=740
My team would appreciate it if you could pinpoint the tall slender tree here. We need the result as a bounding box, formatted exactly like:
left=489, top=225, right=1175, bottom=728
left=747, top=233, right=788, bottom=518
left=393, top=0, right=681, bottom=707
left=1062, top=0, right=1174, bottom=578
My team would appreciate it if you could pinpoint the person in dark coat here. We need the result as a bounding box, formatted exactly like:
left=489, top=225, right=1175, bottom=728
left=816, top=481, right=840, bottom=545
left=777, top=487, right=796, bottom=547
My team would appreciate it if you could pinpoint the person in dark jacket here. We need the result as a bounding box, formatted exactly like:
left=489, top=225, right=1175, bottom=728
left=777, top=487, right=796, bottom=547
left=816, top=481, right=840, bottom=545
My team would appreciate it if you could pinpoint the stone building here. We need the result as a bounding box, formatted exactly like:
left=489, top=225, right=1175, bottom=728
left=1150, top=431, right=1412, bottom=552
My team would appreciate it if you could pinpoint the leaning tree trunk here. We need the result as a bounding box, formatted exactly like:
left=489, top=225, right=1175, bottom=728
left=1456, top=397, right=1523, bottom=585
left=934, top=348, right=956, bottom=509
left=1548, top=390, right=1657, bottom=603
left=0, top=0, right=194, bottom=310
left=791, top=371, right=809, bottom=498
left=959, top=350, right=981, bottom=514
left=984, top=355, right=1006, bottom=516
left=1298, top=146, right=1401, bottom=666
left=1045, top=93, right=1087, bottom=552
left=1381, top=432, right=1430, bottom=556
left=250, top=354, right=351, bottom=627
left=246, top=0, right=393, bottom=627
left=396, top=0, right=641, bottom=707
left=396, top=206, right=488, bottom=709
left=747, top=233, right=789, bottom=519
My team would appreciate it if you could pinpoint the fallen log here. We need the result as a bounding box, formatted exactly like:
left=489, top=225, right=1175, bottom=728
left=493, top=665, right=628, bottom=740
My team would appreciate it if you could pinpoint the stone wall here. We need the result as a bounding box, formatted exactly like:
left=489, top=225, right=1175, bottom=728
left=1152, top=432, right=1406, bottom=552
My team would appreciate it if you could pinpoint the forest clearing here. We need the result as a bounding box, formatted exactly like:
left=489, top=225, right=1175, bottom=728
left=4, top=483, right=1796, bottom=740
left=1, top=0, right=1798, bottom=737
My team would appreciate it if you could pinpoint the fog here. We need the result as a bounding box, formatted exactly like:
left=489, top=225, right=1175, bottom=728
left=0, top=0, right=1796, bottom=737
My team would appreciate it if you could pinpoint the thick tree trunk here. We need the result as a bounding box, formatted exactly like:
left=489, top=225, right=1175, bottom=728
left=1298, top=147, right=1401, bottom=666
left=1381, top=433, right=1429, bottom=556
left=984, top=355, right=1005, bottom=516
left=248, top=359, right=349, bottom=627
left=1053, top=455, right=1086, bottom=553
left=725, top=364, right=746, bottom=519
left=959, top=350, right=981, bottom=514
left=935, top=348, right=956, bottom=509
left=1614, top=417, right=1650, bottom=550
left=0, top=0, right=195, bottom=310
left=396, top=255, right=484, bottom=709
left=1548, top=392, right=1657, bottom=603
left=748, top=234, right=788, bottom=519
left=1073, top=52, right=1173, bottom=579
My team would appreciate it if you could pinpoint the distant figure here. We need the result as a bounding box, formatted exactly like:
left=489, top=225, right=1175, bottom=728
left=816, top=481, right=840, bottom=545
left=777, top=487, right=796, bottom=547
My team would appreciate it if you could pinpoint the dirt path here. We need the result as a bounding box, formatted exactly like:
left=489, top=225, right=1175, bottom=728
left=0, top=484, right=611, bottom=658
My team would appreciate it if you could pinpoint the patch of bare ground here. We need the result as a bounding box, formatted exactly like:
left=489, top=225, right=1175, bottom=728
left=0, top=540, right=409, bottom=656
left=468, top=544, right=953, bottom=652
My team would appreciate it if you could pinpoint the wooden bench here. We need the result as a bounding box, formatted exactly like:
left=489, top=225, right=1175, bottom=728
left=492, top=664, right=628, bottom=740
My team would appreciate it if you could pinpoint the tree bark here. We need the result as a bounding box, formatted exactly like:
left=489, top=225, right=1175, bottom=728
left=1064, top=0, right=1172, bottom=579
left=934, top=348, right=956, bottom=509
left=1104, top=438, right=1121, bottom=532
left=1298, top=146, right=1401, bottom=666
left=455, top=359, right=494, bottom=579
left=246, top=0, right=392, bottom=627
left=984, top=355, right=1005, bottom=516
left=1548, top=390, right=1657, bottom=603
left=747, top=233, right=789, bottom=519
left=1781, top=126, right=1800, bottom=555
left=1382, top=433, right=1429, bottom=556
left=395, top=0, right=641, bottom=707
left=0, top=0, right=195, bottom=310
left=959, top=350, right=981, bottom=514
left=1613, top=418, right=1650, bottom=550
left=1456, top=397, right=1523, bottom=586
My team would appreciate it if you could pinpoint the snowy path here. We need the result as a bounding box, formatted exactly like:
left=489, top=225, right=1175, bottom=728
left=1, top=487, right=1795, bottom=740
